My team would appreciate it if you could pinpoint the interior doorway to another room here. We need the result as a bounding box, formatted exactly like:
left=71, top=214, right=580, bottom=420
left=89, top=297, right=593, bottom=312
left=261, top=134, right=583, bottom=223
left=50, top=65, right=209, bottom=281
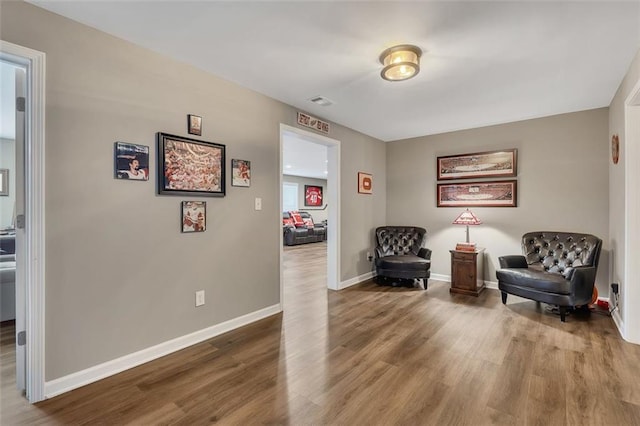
left=279, top=125, right=340, bottom=309
left=0, top=40, right=46, bottom=404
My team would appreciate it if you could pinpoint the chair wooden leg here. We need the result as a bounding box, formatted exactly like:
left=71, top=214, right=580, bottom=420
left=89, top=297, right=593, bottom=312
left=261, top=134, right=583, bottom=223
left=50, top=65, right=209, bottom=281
left=501, top=291, right=508, bottom=304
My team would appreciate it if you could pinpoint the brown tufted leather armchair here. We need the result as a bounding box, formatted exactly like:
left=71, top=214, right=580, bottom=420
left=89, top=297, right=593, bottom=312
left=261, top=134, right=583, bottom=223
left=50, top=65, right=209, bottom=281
left=496, top=231, right=602, bottom=321
left=374, top=226, right=432, bottom=289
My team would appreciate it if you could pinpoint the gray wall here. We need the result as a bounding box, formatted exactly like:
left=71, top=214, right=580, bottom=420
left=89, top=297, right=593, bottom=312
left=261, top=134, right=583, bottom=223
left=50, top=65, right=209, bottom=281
left=1, top=1, right=386, bottom=381
left=386, top=109, right=610, bottom=293
left=0, top=138, right=15, bottom=228
left=282, top=175, right=328, bottom=223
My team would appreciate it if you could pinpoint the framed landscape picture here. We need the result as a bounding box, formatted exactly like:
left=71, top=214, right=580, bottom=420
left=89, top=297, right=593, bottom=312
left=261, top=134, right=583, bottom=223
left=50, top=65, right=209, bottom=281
left=157, top=132, right=225, bottom=197
left=437, top=180, right=517, bottom=207
left=114, top=142, right=149, bottom=181
left=304, top=185, right=323, bottom=207
left=181, top=201, right=206, bottom=233
left=437, top=149, right=517, bottom=180
left=231, top=159, right=251, bottom=187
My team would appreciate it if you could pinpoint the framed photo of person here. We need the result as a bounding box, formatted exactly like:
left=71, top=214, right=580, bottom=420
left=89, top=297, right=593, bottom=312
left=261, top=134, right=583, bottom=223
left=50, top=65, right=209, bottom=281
left=231, top=159, right=251, bottom=187
left=188, top=114, right=202, bottom=136
left=114, top=142, right=149, bottom=181
left=304, top=185, right=323, bottom=207
left=181, top=201, right=206, bottom=233
left=157, top=132, right=226, bottom=197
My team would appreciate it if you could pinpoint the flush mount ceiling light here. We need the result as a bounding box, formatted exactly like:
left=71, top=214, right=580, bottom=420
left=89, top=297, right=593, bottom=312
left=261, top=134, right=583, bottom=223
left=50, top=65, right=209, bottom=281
left=379, top=44, right=422, bottom=82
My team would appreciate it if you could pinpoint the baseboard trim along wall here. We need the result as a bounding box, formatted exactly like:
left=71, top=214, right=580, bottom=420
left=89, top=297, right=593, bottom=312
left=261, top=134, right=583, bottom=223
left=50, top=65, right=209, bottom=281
left=44, top=303, right=282, bottom=399
left=340, top=271, right=375, bottom=289
left=429, top=273, right=498, bottom=290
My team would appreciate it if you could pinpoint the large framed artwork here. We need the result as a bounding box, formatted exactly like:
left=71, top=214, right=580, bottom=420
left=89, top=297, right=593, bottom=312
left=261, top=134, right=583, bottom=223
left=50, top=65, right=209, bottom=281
left=304, top=185, right=323, bottom=207
left=437, top=180, right=517, bottom=207
left=437, top=149, right=517, bottom=180
left=157, top=132, right=225, bottom=197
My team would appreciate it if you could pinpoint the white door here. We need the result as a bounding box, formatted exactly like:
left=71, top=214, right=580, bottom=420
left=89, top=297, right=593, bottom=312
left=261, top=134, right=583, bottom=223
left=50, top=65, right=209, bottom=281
left=14, top=66, right=26, bottom=391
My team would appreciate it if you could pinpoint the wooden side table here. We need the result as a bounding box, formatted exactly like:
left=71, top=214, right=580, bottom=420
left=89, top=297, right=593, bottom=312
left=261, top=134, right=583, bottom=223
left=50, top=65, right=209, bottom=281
left=449, top=248, right=485, bottom=296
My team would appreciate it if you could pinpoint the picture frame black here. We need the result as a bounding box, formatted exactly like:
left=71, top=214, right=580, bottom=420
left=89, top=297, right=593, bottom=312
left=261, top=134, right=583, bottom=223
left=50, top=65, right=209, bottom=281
left=304, top=185, right=323, bottom=206
left=181, top=201, right=206, bottom=233
left=231, top=159, right=251, bottom=187
left=187, top=114, right=202, bottom=136
left=114, top=142, right=149, bottom=181
left=157, top=132, right=226, bottom=197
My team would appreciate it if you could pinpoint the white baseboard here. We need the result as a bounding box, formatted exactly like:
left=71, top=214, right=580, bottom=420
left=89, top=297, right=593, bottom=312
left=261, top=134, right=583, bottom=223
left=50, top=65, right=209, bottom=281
left=340, top=271, right=375, bottom=289
left=484, top=280, right=499, bottom=290
left=612, top=308, right=624, bottom=340
left=429, top=273, right=450, bottom=283
left=44, top=303, right=282, bottom=399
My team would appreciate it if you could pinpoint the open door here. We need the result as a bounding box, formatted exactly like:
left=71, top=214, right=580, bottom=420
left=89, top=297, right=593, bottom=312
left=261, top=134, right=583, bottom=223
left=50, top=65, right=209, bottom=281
left=14, top=66, right=26, bottom=392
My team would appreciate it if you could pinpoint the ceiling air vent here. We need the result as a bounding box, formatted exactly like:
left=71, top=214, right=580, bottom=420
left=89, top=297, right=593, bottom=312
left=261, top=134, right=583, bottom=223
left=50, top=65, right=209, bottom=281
left=309, top=96, right=334, bottom=107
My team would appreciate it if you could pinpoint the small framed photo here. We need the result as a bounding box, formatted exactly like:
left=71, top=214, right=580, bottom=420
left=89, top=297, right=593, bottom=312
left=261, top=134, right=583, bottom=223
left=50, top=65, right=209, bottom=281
left=188, top=114, right=202, bottom=136
left=114, top=142, right=149, bottom=181
left=0, top=169, right=8, bottom=196
left=304, top=185, right=323, bottom=206
left=181, top=201, right=206, bottom=233
left=358, top=172, right=373, bottom=194
left=231, top=159, right=251, bottom=187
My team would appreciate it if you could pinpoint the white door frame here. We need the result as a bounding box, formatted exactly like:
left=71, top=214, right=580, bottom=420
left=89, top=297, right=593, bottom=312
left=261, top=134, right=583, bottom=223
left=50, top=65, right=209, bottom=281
left=279, top=124, right=341, bottom=300
left=0, top=40, right=46, bottom=403
left=623, top=78, right=640, bottom=344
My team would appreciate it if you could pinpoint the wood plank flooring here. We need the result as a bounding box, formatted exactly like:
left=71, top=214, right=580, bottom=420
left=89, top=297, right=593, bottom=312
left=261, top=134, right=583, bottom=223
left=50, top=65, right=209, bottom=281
left=3, top=241, right=640, bottom=424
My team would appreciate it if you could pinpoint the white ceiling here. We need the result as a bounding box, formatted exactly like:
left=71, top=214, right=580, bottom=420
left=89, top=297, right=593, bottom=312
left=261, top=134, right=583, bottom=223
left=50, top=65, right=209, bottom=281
left=283, top=133, right=328, bottom=180
left=28, top=1, right=640, bottom=142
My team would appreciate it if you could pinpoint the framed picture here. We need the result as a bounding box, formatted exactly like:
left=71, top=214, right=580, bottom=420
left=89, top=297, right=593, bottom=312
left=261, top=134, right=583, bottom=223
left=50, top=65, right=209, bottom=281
left=0, top=169, right=8, bottom=196
left=188, top=114, right=202, bottom=136
left=181, top=201, right=206, bottom=233
left=157, top=132, right=225, bottom=197
left=437, top=149, right=517, bottom=180
left=114, top=142, right=149, bottom=181
left=358, top=172, right=373, bottom=194
left=437, top=180, right=517, bottom=207
left=612, top=134, right=620, bottom=165
left=231, top=159, right=251, bottom=187
left=304, top=185, right=323, bottom=207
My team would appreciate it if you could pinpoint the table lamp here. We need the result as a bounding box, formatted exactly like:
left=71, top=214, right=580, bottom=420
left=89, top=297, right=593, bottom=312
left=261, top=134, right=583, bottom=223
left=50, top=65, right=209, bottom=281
left=452, top=209, right=482, bottom=244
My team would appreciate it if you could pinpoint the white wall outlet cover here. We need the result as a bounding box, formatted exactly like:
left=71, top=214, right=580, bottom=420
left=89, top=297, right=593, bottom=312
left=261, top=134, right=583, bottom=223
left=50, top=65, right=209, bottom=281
left=195, top=290, right=205, bottom=307
left=254, top=197, right=262, bottom=210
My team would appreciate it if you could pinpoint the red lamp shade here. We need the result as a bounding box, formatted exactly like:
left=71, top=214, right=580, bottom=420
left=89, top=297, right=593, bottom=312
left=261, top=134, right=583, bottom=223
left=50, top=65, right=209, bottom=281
left=452, top=209, right=482, bottom=244
left=452, top=209, right=482, bottom=226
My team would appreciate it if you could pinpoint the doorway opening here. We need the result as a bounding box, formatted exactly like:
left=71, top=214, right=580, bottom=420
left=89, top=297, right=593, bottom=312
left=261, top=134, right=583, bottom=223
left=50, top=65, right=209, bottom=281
left=279, top=124, right=340, bottom=308
left=0, top=40, right=46, bottom=403
left=622, top=79, right=640, bottom=344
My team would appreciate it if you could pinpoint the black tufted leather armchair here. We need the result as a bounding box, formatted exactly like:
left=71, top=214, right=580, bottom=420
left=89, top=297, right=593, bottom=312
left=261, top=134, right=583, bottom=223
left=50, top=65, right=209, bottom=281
left=374, top=226, right=432, bottom=289
left=496, top=231, right=602, bottom=321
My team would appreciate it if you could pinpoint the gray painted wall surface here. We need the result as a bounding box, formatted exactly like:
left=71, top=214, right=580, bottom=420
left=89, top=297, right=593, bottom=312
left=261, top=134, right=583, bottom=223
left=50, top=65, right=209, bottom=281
left=608, top=48, right=640, bottom=323
left=282, top=175, right=328, bottom=223
left=386, top=109, right=610, bottom=293
left=1, top=1, right=385, bottom=380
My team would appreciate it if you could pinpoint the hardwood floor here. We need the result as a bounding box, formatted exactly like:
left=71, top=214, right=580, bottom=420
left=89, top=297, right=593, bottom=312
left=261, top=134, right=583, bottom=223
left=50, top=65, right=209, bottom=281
left=3, top=241, right=640, bottom=424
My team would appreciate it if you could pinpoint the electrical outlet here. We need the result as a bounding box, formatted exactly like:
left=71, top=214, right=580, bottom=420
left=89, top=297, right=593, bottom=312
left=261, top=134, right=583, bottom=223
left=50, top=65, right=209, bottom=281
left=611, top=283, right=619, bottom=295
left=195, top=290, right=205, bottom=307
left=367, top=251, right=373, bottom=262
